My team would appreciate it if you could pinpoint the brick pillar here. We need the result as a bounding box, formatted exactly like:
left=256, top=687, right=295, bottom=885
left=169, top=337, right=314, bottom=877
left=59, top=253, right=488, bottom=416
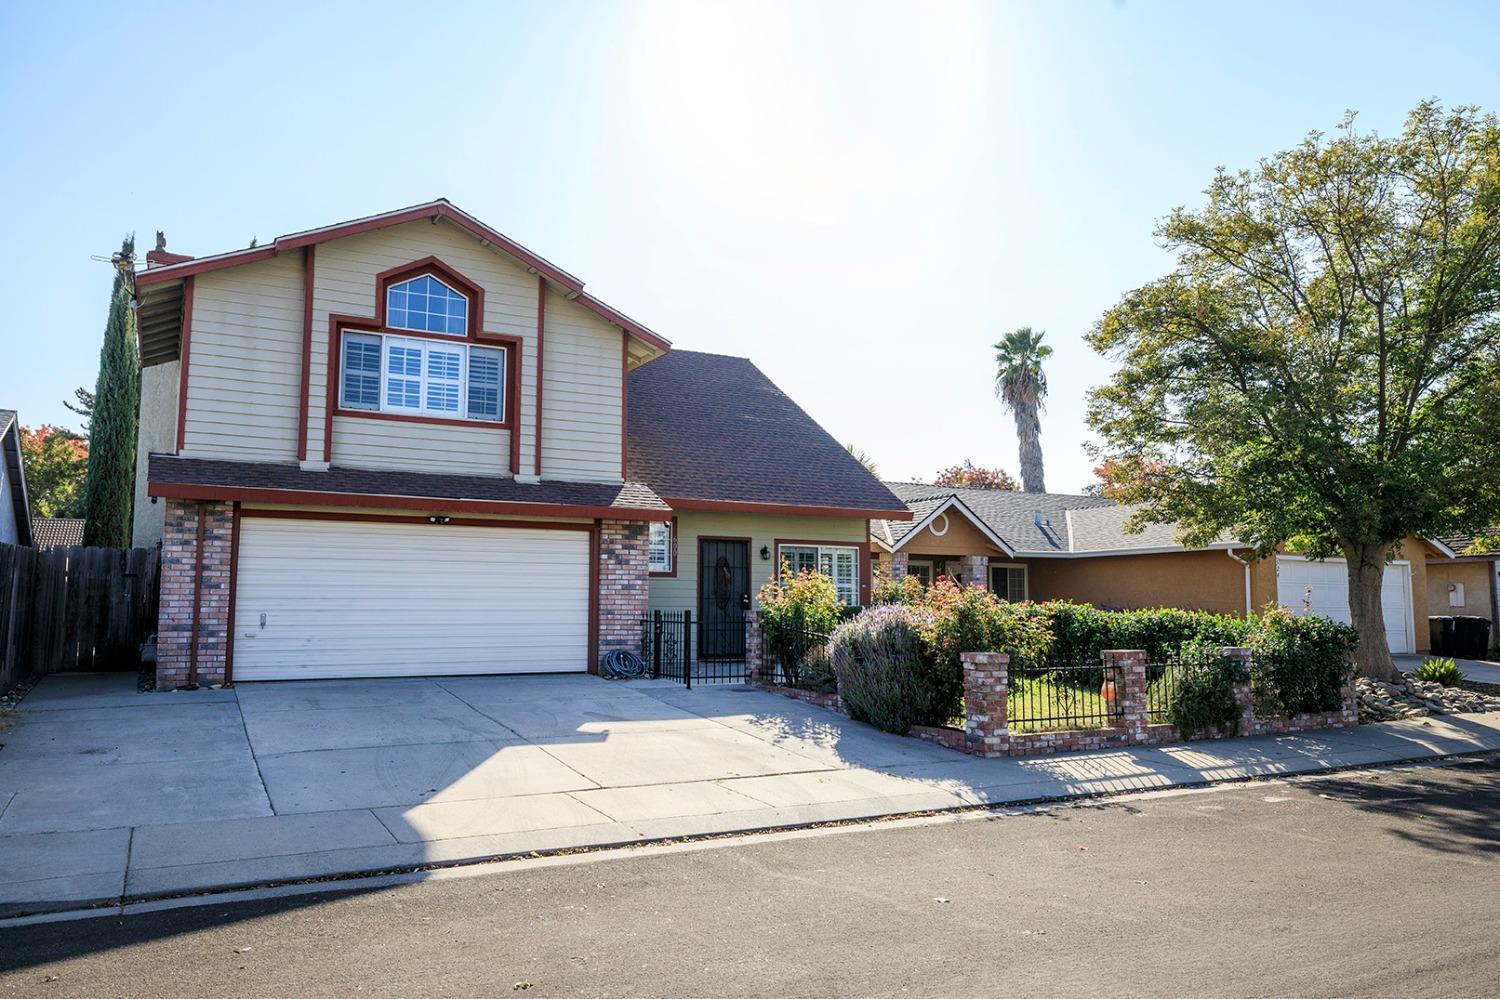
left=962, top=651, right=1009, bottom=756
left=157, top=499, right=234, bottom=689
left=597, top=519, right=650, bottom=672
left=961, top=555, right=989, bottom=589
left=1104, top=650, right=1147, bottom=742
left=1218, top=647, right=1256, bottom=734
left=744, top=609, right=764, bottom=684
left=889, top=551, right=909, bottom=582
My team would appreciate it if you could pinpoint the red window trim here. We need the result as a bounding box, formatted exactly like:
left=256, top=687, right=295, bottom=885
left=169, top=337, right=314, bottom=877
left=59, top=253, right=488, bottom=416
left=317, top=255, right=524, bottom=475
left=773, top=538, right=873, bottom=606
left=648, top=516, right=678, bottom=578
left=330, top=322, right=520, bottom=430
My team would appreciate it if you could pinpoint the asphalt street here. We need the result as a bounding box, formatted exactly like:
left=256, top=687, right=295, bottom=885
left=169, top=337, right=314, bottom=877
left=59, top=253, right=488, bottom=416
left=3, top=758, right=1497, bottom=998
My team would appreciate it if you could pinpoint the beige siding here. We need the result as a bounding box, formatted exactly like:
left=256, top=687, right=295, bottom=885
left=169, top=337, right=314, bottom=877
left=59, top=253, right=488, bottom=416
left=541, top=286, right=624, bottom=483
left=330, top=415, right=509, bottom=475
left=648, top=511, right=869, bottom=613
left=308, top=218, right=542, bottom=474
left=131, top=360, right=180, bottom=548
left=181, top=255, right=303, bottom=462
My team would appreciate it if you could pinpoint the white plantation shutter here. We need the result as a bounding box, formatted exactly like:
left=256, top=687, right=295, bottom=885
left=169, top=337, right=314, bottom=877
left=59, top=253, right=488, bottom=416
left=648, top=521, right=673, bottom=573
left=781, top=545, right=858, bottom=605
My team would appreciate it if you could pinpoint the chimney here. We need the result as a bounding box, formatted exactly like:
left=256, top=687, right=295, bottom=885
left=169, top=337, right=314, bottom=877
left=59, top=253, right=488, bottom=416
left=145, top=230, right=195, bottom=268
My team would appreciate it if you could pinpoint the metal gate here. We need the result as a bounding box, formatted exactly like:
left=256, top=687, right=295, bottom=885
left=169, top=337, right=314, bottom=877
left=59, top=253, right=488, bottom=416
left=638, top=606, right=749, bottom=687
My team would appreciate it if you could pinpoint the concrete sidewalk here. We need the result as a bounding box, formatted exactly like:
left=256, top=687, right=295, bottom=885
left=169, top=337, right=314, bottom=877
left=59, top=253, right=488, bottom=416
left=4, top=672, right=1500, bottom=919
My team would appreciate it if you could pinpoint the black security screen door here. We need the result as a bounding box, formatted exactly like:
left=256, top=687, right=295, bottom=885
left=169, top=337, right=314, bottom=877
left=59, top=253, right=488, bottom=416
left=698, top=539, right=749, bottom=660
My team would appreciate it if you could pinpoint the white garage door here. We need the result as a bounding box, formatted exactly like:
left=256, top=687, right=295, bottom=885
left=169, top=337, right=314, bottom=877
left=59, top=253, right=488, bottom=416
left=1275, top=556, right=1413, bottom=654
left=233, top=517, right=590, bottom=681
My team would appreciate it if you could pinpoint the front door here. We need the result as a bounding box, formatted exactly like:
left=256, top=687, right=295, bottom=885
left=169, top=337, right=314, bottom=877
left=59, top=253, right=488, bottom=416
left=698, top=539, right=750, bottom=659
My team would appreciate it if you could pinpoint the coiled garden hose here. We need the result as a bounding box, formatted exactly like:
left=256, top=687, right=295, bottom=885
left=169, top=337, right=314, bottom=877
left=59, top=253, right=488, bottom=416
left=601, top=649, right=649, bottom=680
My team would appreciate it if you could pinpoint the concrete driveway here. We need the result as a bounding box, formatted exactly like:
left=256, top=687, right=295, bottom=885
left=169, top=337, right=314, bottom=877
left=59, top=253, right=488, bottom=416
left=5, top=670, right=1500, bottom=917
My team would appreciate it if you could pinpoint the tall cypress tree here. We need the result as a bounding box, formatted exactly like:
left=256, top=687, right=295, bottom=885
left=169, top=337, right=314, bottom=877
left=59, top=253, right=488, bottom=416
left=82, top=235, right=140, bottom=548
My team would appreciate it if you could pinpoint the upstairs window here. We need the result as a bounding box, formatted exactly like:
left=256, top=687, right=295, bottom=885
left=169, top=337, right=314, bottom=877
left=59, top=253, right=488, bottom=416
left=340, top=330, right=506, bottom=422
left=387, top=274, right=468, bottom=335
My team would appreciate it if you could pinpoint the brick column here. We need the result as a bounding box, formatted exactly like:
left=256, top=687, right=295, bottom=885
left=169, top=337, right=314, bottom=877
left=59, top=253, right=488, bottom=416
left=597, top=519, right=650, bottom=672
left=157, top=499, right=234, bottom=689
left=962, top=651, right=1009, bottom=756
left=889, top=551, right=909, bottom=582
left=744, top=609, right=764, bottom=684
left=1218, top=647, right=1256, bottom=734
left=961, top=555, right=989, bottom=589
left=1103, top=650, right=1148, bottom=742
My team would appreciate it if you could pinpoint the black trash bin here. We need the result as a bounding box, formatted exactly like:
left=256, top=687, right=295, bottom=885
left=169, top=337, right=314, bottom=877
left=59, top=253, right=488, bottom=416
left=1429, top=616, right=1455, bottom=657
left=1452, top=616, right=1492, bottom=660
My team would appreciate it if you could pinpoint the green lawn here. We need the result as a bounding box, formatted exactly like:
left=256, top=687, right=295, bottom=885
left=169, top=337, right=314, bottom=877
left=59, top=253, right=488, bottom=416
left=956, top=673, right=1179, bottom=733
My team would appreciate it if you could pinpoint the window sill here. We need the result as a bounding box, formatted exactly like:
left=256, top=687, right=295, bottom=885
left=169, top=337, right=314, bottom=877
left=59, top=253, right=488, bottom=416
left=334, top=408, right=512, bottom=431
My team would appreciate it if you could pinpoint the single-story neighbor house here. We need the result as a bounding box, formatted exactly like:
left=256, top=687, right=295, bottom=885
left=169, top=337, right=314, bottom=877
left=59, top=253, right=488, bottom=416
left=0, top=409, right=33, bottom=547
left=30, top=517, right=85, bottom=550
left=131, top=200, right=909, bottom=688
left=1427, top=531, right=1499, bottom=646
left=872, top=482, right=1459, bottom=655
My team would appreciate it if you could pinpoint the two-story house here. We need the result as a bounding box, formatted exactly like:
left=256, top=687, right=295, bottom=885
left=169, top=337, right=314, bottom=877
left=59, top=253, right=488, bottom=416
left=133, top=200, right=908, bottom=688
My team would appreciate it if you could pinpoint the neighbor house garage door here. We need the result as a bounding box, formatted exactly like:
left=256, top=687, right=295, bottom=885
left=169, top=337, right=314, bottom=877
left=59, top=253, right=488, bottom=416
left=1275, top=556, right=1414, bottom=654
left=232, top=517, right=590, bottom=681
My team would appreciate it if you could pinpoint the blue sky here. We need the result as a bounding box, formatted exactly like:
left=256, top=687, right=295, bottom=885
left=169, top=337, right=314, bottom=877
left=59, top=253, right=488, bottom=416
left=3, top=0, right=1497, bottom=492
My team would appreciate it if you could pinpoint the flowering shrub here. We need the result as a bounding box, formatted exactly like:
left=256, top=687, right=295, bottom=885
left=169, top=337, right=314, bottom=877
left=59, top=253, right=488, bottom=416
left=871, top=573, right=927, bottom=607
left=757, top=567, right=843, bottom=689
left=829, top=604, right=934, bottom=733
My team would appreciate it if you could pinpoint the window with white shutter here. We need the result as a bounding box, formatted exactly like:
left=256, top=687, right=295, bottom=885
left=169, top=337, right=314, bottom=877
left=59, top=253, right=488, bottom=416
left=340, top=330, right=507, bottom=423
left=779, top=544, right=860, bottom=605
left=648, top=520, right=674, bottom=574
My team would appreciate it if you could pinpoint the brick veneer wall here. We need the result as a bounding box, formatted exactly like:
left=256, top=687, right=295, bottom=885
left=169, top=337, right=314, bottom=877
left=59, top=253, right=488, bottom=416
left=889, top=646, right=1359, bottom=758
left=961, top=554, right=989, bottom=588
left=889, top=552, right=909, bottom=582
left=597, top=519, right=650, bottom=671
left=158, top=499, right=234, bottom=689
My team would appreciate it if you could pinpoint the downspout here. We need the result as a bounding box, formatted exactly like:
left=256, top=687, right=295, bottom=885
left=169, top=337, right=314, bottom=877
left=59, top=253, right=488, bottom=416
left=1227, top=549, right=1252, bottom=618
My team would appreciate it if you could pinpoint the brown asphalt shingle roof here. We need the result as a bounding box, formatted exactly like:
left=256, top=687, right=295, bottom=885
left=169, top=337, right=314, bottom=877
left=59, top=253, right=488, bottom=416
left=31, top=517, right=85, bottom=549
left=627, top=351, right=908, bottom=514
left=148, top=455, right=669, bottom=515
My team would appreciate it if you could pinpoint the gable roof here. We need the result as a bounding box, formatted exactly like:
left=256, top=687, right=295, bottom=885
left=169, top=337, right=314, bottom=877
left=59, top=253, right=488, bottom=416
left=134, top=199, right=670, bottom=357
left=0, top=410, right=33, bottom=546
left=31, top=517, right=84, bottom=550
left=1434, top=531, right=1498, bottom=558
left=873, top=481, right=1242, bottom=557
left=627, top=351, right=910, bottom=519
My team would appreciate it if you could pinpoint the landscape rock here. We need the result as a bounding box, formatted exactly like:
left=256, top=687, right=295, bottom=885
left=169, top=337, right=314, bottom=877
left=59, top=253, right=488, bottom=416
left=1356, top=674, right=1500, bottom=724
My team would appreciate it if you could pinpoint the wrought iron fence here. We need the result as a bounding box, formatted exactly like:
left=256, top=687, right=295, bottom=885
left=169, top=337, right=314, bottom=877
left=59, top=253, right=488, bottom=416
left=640, top=610, right=692, bottom=686
left=761, top=620, right=833, bottom=690
left=638, top=609, right=750, bottom=687
left=1008, top=659, right=1124, bottom=733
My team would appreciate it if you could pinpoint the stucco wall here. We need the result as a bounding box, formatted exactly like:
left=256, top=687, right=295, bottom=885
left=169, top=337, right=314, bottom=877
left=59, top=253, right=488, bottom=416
left=132, top=360, right=180, bottom=548
left=648, top=510, right=869, bottom=613
left=891, top=514, right=1008, bottom=559
left=1028, top=550, right=1249, bottom=615
left=1426, top=560, right=1496, bottom=626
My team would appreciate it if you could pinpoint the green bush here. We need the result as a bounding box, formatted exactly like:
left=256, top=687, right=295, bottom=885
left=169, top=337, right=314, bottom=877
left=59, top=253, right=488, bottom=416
left=757, top=567, right=843, bottom=688
left=1165, top=646, right=1247, bottom=737
left=871, top=574, right=926, bottom=607
left=829, top=604, right=936, bottom=733
left=1413, top=657, right=1464, bottom=687
left=1249, top=608, right=1355, bottom=715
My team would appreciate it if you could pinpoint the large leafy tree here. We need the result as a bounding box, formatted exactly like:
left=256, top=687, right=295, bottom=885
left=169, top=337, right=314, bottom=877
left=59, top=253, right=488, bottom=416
left=993, top=327, right=1052, bottom=492
left=19, top=425, right=88, bottom=518
left=1088, top=102, right=1500, bottom=679
left=933, top=460, right=1018, bottom=490
left=82, top=237, right=139, bottom=548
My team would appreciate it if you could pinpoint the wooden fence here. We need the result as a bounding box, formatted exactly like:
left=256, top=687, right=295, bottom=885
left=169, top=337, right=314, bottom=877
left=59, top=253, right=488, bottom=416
left=0, top=542, right=160, bottom=690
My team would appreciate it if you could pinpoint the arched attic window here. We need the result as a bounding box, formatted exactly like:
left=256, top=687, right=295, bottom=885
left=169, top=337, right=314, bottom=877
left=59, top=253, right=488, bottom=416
left=387, top=274, right=468, bottom=334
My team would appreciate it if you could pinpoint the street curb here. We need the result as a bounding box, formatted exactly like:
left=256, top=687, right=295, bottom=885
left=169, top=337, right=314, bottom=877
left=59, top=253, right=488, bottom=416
left=3, top=747, right=1496, bottom=928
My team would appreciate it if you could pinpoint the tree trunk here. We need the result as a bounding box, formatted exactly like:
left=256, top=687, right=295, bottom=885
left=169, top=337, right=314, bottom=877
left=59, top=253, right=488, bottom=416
left=1344, top=540, right=1398, bottom=680
left=1015, top=405, right=1045, bottom=493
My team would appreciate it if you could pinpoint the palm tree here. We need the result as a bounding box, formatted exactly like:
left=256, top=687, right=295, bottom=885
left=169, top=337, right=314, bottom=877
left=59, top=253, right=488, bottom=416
left=845, top=443, right=878, bottom=477
left=993, top=327, right=1051, bottom=493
